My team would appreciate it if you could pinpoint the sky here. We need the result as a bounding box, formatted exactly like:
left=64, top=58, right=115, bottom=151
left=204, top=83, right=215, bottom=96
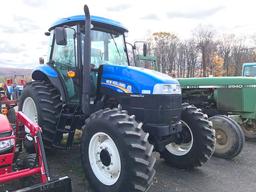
left=0, top=0, right=255, bottom=68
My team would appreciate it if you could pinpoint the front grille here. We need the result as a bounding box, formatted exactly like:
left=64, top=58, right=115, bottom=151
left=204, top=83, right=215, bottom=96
left=121, top=94, right=182, bottom=124
left=160, top=94, right=182, bottom=110
left=0, top=131, right=12, bottom=138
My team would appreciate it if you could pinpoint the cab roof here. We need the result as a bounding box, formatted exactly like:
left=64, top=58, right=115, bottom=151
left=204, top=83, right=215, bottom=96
left=243, top=63, right=256, bottom=67
left=49, top=15, right=128, bottom=33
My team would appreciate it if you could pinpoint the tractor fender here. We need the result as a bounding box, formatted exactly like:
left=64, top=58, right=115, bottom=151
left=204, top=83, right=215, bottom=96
left=32, top=65, right=67, bottom=102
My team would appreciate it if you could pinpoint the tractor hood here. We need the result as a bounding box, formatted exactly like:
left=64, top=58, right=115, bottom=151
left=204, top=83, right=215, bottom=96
left=178, top=76, right=256, bottom=88
left=101, top=64, right=180, bottom=94
left=0, top=115, right=12, bottom=136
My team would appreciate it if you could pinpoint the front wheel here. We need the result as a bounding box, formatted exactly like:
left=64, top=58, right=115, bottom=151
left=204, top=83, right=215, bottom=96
left=20, top=153, right=40, bottom=188
left=209, top=115, right=244, bottom=159
left=160, top=104, right=215, bottom=169
left=81, top=108, right=156, bottom=192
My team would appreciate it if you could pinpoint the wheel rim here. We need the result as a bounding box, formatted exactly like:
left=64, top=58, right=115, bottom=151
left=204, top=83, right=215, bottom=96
left=88, top=132, right=121, bottom=186
left=165, top=121, right=193, bottom=156
left=22, top=97, right=38, bottom=133
left=242, top=120, right=256, bottom=136
left=215, top=128, right=228, bottom=146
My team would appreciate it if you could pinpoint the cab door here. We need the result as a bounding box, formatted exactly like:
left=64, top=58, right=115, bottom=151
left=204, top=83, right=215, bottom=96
left=51, top=27, right=79, bottom=103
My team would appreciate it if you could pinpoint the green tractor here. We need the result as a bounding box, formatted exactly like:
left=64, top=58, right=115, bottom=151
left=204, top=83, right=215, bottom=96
left=178, top=63, right=256, bottom=144
left=178, top=63, right=256, bottom=158
left=134, top=55, right=161, bottom=72
left=19, top=5, right=215, bottom=192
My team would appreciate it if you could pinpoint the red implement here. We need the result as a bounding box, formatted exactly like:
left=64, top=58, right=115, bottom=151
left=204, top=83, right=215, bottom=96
left=0, top=112, right=72, bottom=192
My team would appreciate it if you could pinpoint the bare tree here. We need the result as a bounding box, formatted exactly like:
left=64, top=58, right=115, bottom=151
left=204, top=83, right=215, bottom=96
left=193, top=25, right=216, bottom=77
left=184, top=39, right=199, bottom=77
left=217, top=34, right=235, bottom=75
left=144, top=27, right=256, bottom=77
left=150, top=32, right=179, bottom=75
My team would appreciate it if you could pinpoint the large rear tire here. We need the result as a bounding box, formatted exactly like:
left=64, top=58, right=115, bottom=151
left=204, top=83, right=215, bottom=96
left=160, top=104, right=215, bottom=169
left=209, top=115, right=244, bottom=159
left=240, top=119, right=256, bottom=141
left=18, top=81, right=62, bottom=149
left=81, top=108, right=156, bottom=192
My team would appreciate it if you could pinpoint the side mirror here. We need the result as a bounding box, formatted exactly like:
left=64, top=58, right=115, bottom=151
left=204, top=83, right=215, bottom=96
left=54, top=27, right=67, bottom=45
left=143, top=43, right=147, bottom=56
left=39, top=57, right=44, bottom=64
left=44, top=32, right=50, bottom=36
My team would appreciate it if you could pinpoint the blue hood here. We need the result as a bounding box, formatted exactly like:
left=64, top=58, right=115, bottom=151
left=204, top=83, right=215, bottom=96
left=101, top=64, right=179, bottom=94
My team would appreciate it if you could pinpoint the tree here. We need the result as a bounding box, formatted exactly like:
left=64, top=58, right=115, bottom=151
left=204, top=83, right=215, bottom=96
left=184, top=40, right=199, bottom=77
left=193, top=25, right=216, bottom=77
left=212, top=54, right=224, bottom=76
left=150, top=32, right=179, bottom=74
left=217, top=34, right=235, bottom=75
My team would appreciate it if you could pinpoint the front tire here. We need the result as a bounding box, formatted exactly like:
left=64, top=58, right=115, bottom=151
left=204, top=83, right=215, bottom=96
left=81, top=108, right=156, bottom=192
left=18, top=81, right=62, bottom=148
left=209, top=115, right=244, bottom=159
left=20, top=153, right=40, bottom=187
left=160, top=104, right=215, bottom=169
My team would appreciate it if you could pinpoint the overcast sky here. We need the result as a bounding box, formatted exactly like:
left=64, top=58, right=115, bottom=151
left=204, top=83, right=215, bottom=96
left=0, top=0, right=255, bottom=68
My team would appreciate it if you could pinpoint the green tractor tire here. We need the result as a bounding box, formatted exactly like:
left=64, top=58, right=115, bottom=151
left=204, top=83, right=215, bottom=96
left=240, top=119, right=256, bottom=141
left=209, top=115, right=244, bottom=159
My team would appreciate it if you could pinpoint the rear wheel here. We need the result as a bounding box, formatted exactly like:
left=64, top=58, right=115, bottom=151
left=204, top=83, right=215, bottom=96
left=160, top=104, right=215, bottom=169
left=209, top=115, right=244, bottom=159
left=241, top=119, right=256, bottom=141
left=81, top=108, right=156, bottom=192
left=18, top=81, right=62, bottom=149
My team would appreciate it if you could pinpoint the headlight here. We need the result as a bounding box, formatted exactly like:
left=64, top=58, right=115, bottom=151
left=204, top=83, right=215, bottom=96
left=0, top=139, right=15, bottom=153
left=153, top=84, right=181, bottom=94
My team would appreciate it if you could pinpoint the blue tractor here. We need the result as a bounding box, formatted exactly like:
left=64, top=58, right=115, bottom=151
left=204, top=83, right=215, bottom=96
left=19, top=5, right=215, bottom=192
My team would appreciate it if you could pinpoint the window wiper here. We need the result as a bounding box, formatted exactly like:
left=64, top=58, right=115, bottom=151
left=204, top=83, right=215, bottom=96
left=110, top=34, right=121, bottom=58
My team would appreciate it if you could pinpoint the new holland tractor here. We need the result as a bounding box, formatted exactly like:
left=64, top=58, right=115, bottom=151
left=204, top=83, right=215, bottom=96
left=19, top=5, right=215, bottom=192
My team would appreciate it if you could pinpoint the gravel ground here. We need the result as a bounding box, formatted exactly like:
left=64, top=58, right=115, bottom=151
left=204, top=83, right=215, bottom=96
left=2, top=141, right=256, bottom=192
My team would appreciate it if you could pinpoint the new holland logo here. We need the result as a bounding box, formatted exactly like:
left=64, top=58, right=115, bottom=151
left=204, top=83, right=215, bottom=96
left=102, top=80, right=132, bottom=93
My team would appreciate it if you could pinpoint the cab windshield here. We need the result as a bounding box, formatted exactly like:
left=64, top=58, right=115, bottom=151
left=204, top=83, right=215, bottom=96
left=82, top=30, right=128, bottom=68
left=243, top=66, right=256, bottom=77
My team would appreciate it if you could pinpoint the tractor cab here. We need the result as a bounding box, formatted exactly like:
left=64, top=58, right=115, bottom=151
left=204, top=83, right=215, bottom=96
left=242, top=63, right=256, bottom=77
left=43, top=15, right=129, bottom=104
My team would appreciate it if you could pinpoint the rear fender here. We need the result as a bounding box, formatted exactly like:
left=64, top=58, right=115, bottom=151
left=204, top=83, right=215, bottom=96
left=32, top=65, right=67, bottom=102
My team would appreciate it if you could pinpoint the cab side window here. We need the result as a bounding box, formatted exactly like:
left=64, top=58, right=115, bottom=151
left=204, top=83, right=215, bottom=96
left=52, top=28, right=76, bottom=68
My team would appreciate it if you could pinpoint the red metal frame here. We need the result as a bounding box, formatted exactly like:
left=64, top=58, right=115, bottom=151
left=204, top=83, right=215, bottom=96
left=0, top=112, right=48, bottom=184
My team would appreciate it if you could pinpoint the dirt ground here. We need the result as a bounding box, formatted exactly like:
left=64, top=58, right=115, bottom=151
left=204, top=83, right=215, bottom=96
left=2, top=141, right=256, bottom=192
